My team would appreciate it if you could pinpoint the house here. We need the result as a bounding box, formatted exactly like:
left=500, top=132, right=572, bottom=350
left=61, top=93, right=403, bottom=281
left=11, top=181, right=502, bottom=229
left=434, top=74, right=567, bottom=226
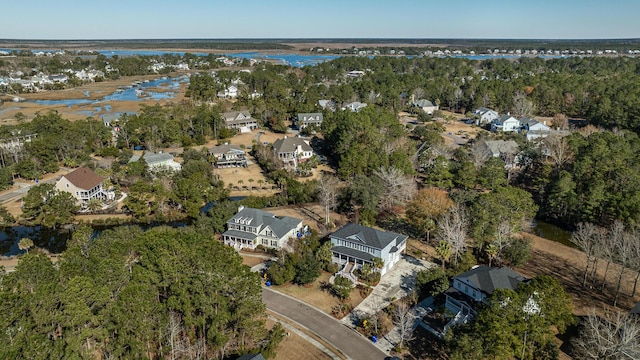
left=330, top=223, right=408, bottom=280
left=318, top=99, right=336, bottom=111
left=477, top=139, right=519, bottom=158
left=217, top=85, right=238, bottom=99
left=491, top=115, right=520, bottom=132
left=520, top=117, right=551, bottom=141
left=222, top=206, right=304, bottom=250
left=129, top=152, right=182, bottom=172
left=296, top=112, right=323, bottom=130
left=208, top=143, right=247, bottom=168
left=272, top=136, right=314, bottom=169
left=342, top=102, right=367, bottom=112
left=473, top=107, right=499, bottom=125
left=221, top=111, right=258, bottom=132
left=438, top=266, right=528, bottom=334
left=411, top=99, right=439, bottom=115
left=55, top=167, right=111, bottom=205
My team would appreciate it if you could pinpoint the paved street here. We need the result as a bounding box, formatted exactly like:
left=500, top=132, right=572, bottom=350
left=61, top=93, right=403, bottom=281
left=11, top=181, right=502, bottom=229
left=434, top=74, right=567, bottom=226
left=262, top=288, right=388, bottom=360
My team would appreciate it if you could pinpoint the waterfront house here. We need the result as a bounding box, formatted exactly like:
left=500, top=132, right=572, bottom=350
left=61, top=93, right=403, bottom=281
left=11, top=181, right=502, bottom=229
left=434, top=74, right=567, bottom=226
left=221, top=111, right=258, bottom=132
left=222, top=206, right=304, bottom=250
left=296, top=112, right=323, bottom=130
left=330, top=223, right=407, bottom=280
left=272, top=136, right=314, bottom=169
left=208, top=143, right=247, bottom=168
left=55, top=167, right=110, bottom=205
left=129, top=152, right=182, bottom=172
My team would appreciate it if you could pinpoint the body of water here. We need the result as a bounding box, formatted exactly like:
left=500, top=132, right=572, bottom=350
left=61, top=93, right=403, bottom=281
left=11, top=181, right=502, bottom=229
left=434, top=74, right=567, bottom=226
left=530, top=219, right=573, bottom=247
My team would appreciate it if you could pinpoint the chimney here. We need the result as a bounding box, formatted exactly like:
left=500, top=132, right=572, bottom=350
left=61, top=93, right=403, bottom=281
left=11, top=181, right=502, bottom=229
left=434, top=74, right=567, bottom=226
left=284, top=136, right=287, bottom=139
left=543, top=120, right=547, bottom=126
left=238, top=205, right=245, bottom=212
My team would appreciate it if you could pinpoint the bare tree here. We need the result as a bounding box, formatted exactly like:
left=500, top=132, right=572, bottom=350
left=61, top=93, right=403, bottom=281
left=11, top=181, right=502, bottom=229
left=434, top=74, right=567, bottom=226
left=374, top=166, right=417, bottom=212
left=470, top=140, right=492, bottom=169
left=317, top=172, right=340, bottom=226
left=551, top=113, right=569, bottom=130
left=630, top=234, right=640, bottom=297
left=394, top=300, right=416, bottom=349
left=512, top=91, right=537, bottom=117
left=493, top=220, right=514, bottom=265
left=570, top=222, right=599, bottom=287
left=573, top=309, right=640, bottom=359
left=614, top=229, right=634, bottom=307
left=542, top=134, right=573, bottom=168
left=438, top=204, right=469, bottom=265
left=601, top=221, right=624, bottom=291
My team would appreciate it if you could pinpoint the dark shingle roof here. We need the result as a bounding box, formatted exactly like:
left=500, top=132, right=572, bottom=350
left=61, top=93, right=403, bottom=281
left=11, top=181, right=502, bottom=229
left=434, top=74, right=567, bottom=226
left=208, top=144, right=245, bottom=155
left=331, top=246, right=375, bottom=262
left=62, top=167, right=103, bottom=190
left=272, top=137, right=312, bottom=154
left=454, top=266, right=527, bottom=296
left=331, top=223, right=407, bottom=250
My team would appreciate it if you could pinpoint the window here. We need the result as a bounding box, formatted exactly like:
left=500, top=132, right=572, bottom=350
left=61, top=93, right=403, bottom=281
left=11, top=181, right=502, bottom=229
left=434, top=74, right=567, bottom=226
left=271, top=240, right=278, bottom=247
left=262, top=239, right=268, bottom=245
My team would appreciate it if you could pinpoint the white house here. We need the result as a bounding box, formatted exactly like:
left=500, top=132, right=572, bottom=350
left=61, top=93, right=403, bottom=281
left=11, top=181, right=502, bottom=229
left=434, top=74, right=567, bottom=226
left=55, top=167, right=112, bottom=205
left=221, top=111, right=258, bottom=132
left=217, top=85, right=238, bottom=99
left=491, top=115, right=520, bottom=132
left=342, top=101, right=367, bottom=112
left=129, top=152, right=182, bottom=172
left=435, top=266, right=527, bottom=335
left=330, top=223, right=408, bottom=280
left=520, top=117, right=551, bottom=141
left=473, top=107, right=500, bottom=125
left=272, top=136, right=314, bottom=169
left=411, top=99, right=439, bottom=115
left=222, top=206, right=304, bottom=250
left=296, top=112, right=323, bottom=130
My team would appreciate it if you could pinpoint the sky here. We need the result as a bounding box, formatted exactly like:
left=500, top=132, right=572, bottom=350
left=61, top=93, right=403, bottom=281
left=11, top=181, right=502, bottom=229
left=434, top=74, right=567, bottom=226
left=3, top=0, right=639, bottom=40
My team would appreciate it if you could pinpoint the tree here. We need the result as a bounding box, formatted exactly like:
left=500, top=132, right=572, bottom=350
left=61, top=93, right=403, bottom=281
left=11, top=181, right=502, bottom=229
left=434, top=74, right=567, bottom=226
left=374, top=166, right=416, bottom=212
left=317, top=172, right=340, bottom=225
left=512, top=91, right=536, bottom=117
left=21, top=183, right=79, bottom=228
left=315, top=241, right=333, bottom=270
left=572, top=309, right=640, bottom=360
left=435, top=240, right=452, bottom=270
left=18, top=238, right=34, bottom=253
left=294, top=254, right=321, bottom=285
left=405, top=188, right=454, bottom=242
left=332, top=276, right=353, bottom=301
left=394, top=300, right=416, bottom=350
left=438, top=204, right=469, bottom=265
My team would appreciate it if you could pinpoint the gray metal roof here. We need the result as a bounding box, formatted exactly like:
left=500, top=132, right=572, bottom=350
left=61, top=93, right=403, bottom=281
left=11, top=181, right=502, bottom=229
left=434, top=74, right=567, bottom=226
left=129, top=152, right=175, bottom=165
left=454, top=266, right=527, bottom=296
left=481, top=140, right=519, bottom=157
left=272, top=137, right=313, bottom=154
left=331, top=223, right=407, bottom=250
left=222, top=229, right=258, bottom=241
left=411, top=99, right=435, bottom=107
left=228, top=207, right=302, bottom=238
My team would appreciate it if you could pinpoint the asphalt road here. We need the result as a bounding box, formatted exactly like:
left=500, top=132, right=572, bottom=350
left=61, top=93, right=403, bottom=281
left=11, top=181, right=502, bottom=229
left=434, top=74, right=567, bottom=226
left=263, top=288, right=388, bottom=360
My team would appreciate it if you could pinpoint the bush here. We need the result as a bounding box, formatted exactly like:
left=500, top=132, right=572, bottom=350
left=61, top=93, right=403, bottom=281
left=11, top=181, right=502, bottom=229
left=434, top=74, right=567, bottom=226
left=503, top=237, right=532, bottom=266
left=332, top=276, right=353, bottom=301
left=416, top=267, right=449, bottom=298
left=268, top=261, right=295, bottom=285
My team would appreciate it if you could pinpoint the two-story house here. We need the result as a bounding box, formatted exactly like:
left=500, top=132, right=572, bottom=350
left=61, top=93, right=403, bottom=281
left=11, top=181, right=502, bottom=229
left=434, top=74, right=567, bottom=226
left=272, top=136, right=314, bottom=169
left=208, top=143, right=247, bottom=168
left=55, top=167, right=110, bottom=205
left=441, top=266, right=528, bottom=333
left=330, top=223, right=407, bottom=280
left=221, top=111, right=259, bottom=132
left=296, top=113, right=324, bottom=130
left=342, top=101, right=367, bottom=112
left=222, top=206, right=304, bottom=250
left=491, top=115, right=520, bottom=132
left=520, top=117, right=551, bottom=141
left=473, top=107, right=500, bottom=125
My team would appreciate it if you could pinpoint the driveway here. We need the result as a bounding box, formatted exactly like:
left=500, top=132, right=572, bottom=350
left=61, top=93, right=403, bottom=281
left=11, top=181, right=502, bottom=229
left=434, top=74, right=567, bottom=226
left=262, top=288, right=388, bottom=360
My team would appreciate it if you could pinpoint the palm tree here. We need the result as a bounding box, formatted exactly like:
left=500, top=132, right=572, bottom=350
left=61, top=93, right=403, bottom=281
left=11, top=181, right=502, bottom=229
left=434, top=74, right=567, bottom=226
left=18, top=237, right=34, bottom=254
left=257, top=179, right=265, bottom=191
left=372, top=257, right=384, bottom=273
left=237, top=179, right=244, bottom=191
left=435, top=240, right=452, bottom=270
left=248, top=178, right=254, bottom=193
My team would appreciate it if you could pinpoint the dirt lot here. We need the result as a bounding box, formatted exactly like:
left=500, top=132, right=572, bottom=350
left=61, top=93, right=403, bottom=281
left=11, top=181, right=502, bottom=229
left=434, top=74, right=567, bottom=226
left=266, top=317, right=335, bottom=360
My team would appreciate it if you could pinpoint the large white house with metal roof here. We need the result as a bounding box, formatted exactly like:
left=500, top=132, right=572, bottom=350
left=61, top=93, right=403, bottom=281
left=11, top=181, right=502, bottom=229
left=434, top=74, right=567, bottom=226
left=222, top=206, right=304, bottom=250
left=330, top=223, right=407, bottom=279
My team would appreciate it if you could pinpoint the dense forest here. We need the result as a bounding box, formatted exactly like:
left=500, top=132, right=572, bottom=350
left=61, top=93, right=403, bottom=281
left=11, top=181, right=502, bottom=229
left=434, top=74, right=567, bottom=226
left=0, top=226, right=276, bottom=359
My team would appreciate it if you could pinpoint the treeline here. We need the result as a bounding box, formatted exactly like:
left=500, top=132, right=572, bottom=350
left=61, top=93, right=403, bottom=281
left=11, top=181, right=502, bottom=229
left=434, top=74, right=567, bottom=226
left=0, top=226, right=278, bottom=359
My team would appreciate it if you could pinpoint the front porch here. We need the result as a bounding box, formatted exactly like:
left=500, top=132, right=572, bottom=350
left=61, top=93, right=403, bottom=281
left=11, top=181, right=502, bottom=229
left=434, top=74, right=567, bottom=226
left=223, top=233, right=258, bottom=251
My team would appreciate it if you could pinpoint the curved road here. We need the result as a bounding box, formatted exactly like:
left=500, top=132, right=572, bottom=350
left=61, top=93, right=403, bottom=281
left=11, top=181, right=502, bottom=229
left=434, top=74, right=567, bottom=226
left=262, top=288, right=387, bottom=360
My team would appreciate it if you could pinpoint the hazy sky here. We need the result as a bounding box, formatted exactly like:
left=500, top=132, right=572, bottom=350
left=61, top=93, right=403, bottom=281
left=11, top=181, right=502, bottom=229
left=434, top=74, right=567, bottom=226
left=3, top=0, right=639, bottom=40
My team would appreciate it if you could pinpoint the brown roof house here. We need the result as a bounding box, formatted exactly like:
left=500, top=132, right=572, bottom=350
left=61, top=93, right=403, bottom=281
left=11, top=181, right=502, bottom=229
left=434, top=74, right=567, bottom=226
left=55, top=167, right=113, bottom=206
